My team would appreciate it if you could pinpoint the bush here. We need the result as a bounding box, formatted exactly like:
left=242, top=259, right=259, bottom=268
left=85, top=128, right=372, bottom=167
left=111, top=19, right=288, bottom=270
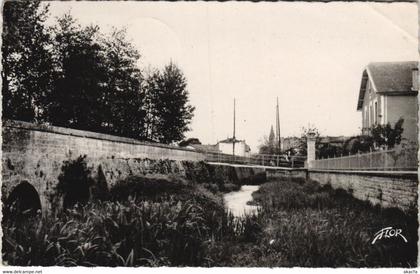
left=220, top=183, right=240, bottom=193
left=203, top=183, right=219, bottom=194
left=57, top=155, right=93, bottom=208
left=110, top=175, right=188, bottom=202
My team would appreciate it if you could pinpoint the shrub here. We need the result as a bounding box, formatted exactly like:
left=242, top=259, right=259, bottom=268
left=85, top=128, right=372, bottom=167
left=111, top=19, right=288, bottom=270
left=57, top=155, right=93, bottom=208
left=109, top=175, right=187, bottom=202
left=220, top=183, right=240, bottom=193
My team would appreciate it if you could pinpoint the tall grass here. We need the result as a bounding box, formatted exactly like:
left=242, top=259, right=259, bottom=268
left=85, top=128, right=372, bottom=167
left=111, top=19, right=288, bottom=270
left=3, top=175, right=417, bottom=267
left=243, top=178, right=418, bottom=267
left=2, top=177, right=254, bottom=266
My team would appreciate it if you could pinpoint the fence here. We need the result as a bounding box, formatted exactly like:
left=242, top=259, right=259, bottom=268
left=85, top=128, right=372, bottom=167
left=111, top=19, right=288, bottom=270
left=310, top=147, right=418, bottom=171
left=204, top=152, right=306, bottom=168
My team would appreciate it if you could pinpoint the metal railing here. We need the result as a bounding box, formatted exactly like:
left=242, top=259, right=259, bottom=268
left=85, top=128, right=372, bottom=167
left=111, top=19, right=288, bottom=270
left=204, top=152, right=306, bottom=168
left=310, top=147, right=418, bottom=171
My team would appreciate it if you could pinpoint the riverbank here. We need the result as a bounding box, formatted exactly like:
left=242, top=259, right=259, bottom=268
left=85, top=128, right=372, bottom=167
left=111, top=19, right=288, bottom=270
left=2, top=175, right=256, bottom=266
left=241, top=177, right=418, bottom=267
left=3, top=176, right=417, bottom=267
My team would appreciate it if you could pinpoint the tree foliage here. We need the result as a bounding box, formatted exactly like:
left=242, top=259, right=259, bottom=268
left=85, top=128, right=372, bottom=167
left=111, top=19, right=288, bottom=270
left=2, top=1, right=54, bottom=122
left=370, top=118, right=404, bottom=149
left=143, top=63, right=195, bottom=144
left=259, top=126, right=279, bottom=154
left=99, top=28, right=145, bottom=139
left=318, top=143, right=344, bottom=159
left=342, top=135, right=373, bottom=155
left=49, top=13, right=107, bottom=132
left=298, top=126, right=320, bottom=156
left=2, top=4, right=195, bottom=144
left=342, top=119, right=405, bottom=155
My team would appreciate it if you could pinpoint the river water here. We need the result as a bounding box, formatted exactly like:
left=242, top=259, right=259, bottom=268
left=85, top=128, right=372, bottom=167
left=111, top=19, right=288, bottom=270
left=223, top=185, right=260, bottom=217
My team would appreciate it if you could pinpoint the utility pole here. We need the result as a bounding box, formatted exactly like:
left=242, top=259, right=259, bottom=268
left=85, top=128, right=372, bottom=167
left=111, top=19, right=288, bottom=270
left=233, top=98, right=236, bottom=156
left=276, top=97, right=281, bottom=154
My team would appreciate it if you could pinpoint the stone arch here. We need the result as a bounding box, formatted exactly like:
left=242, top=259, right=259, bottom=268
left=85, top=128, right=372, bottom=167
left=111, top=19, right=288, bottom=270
left=5, top=181, right=42, bottom=217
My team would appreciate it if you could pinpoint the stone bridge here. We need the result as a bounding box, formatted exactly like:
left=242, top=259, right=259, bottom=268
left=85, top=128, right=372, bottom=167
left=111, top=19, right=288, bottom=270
left=2, top=120, right=270, bottom=216
left=2, top=120, right=207, bottom=215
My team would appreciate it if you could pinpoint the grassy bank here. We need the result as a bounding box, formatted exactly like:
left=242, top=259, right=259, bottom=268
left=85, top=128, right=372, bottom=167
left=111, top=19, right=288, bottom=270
left=2, top=176, right=254, bottom=266
left=3, top=176, right=417, bottom=267
left=238, top=178, right=418, bottom=267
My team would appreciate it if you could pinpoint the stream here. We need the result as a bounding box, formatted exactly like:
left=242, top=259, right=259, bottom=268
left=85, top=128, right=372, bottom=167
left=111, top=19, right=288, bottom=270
left=223, top=185, right=260, bottom=217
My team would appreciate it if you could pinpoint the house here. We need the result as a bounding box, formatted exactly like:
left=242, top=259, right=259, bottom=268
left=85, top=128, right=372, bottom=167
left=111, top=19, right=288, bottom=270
left=216, top=138, right=251, bottom=157
left=357, top=61, right=418, bottom=145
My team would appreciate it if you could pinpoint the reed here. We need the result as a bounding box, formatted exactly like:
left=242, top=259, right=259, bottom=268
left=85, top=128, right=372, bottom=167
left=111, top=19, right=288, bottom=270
left=3, top=176, right=417, bottom=267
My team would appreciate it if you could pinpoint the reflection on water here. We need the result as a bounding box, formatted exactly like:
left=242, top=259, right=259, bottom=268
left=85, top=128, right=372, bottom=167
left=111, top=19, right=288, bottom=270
left=223, top=185, right=260, bottom=217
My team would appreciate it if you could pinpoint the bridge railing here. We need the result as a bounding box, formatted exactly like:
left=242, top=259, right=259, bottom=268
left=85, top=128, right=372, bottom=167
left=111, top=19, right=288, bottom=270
left=203, top=151, right=306, bottom=168
left=310, top=146, right=418, bottom=171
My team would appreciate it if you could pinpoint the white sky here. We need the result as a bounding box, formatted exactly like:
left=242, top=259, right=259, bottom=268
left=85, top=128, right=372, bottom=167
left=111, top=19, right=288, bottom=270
left=46, top=2, right=418, bottom=152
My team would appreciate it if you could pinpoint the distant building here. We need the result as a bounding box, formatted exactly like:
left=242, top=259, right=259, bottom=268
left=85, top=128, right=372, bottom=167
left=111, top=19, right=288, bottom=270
left=319, top=136, right=350, bottom=146
left=357, top=61, right=418, bottom=145
left=216, top=138, right=251, bottom=157
left=281, top=137, right=301, bottom=151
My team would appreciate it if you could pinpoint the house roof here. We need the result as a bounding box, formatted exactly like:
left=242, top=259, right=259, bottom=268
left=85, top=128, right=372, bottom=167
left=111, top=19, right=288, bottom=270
left=218, top=137, right=244, bottom=144
left=318, top=136, right=350, bottom=144
left=357, top=61, right=418, bottom=110
left=189, top=144, right=220, bottom=153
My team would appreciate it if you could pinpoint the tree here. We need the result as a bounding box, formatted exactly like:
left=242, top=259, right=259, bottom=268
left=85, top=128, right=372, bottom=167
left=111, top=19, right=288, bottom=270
left=343, top=135, right=374, bottom=155
left=342, top=119, right=405, bottom=155
left=370, top=118, right=404, bottom=149
left=143, top=63, right=195, bottom=144
left=3, top=7, right=195, bottom=145
left=100, top=28, right=145, bottom=139
left=318, top=143, right=344, bottom=159
left=258, top=126, right=278, bottom=154
left=298, top=126, right=320, bottom=156
left=48, top=14, right=107, bottom=132
left=2, top=1, right=54, bottom=122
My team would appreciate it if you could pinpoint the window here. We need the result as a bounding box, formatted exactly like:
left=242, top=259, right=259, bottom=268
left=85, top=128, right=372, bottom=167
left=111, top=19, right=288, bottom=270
left=365, top=106, right=369, bottom=128
left=381, top=96, right=385, bottom=124
left=374, top=101, right=378, bottom=124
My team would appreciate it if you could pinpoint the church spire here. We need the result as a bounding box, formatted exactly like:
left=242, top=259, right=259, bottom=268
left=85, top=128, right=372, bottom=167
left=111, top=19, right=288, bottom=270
left=276, top=97, right=281, bottom=153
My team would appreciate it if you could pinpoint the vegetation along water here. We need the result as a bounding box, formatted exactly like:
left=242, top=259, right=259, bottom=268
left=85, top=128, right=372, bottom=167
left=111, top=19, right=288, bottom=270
left=3, top=175, right=417, bottom=267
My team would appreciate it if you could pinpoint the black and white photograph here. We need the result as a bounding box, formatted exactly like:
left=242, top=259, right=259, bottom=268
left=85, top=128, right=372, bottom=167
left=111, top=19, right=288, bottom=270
left=1, top=0, right=418, bottom=269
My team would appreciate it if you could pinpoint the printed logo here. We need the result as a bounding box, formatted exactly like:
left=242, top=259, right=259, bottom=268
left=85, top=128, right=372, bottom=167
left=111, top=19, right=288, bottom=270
left=371, top=227, right=408, bottom=244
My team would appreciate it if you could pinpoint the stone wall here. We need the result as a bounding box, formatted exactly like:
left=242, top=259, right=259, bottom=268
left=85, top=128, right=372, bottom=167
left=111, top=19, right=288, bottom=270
left=2, top=120, right=205, bottom=215
left=266, top=168, right=307, bottom=180
left=308, top=170, right=418, bottom=211
left=265, top=167, right=417, bottom=211
left=206, top=163, right=267, bottom=185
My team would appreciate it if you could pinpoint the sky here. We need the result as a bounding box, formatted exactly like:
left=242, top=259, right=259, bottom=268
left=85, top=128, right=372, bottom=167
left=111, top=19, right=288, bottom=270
left=46, top=2, right=418, bottom=152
